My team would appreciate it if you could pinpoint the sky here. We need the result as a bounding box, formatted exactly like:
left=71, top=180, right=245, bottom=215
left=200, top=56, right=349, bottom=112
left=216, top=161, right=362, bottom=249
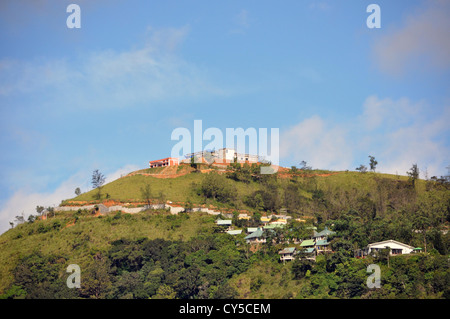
left=0, top=0, right=449, bottom=233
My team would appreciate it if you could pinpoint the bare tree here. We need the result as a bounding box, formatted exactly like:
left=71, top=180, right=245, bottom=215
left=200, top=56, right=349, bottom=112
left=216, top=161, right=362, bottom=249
left=140, top=182, right=152, bottom=208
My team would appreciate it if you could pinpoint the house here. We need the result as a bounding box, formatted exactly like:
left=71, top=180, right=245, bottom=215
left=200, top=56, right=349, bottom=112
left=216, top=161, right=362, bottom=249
left=213, top=148, right=258, bottom=164
left=279, top=247, right=296, bottom=262
left=247, top=227, right=258, bottom=233
left=216, top=219, right=232, bottom=226
left=184, top=148, right=259, bottom=165
left=149, top=157, right=179, bottom=168
left=365, top=240, right=415, bottom=256
left=313, top=227, right=335, bottom=241
left=264, top=223, right=284, bottom=230
left=297, top=238, right=316, bottom=260
left=315, top=239, right=331, bottom=254
left=226, top=229, right=243, bottom=235
left=260, top=216, right=272, bottom=224
left=237, top=213, right=251, bottom=220
left=300, top=239, right=315, bottom=249
left=298, top=247, right=316, bottom=261
left=271, top=218, right=287, bottom=225
left=244, top=228, right=266, bottom=244
left=212, top=148, right=237, bottom=163
left=216, top=219, right=232, bottom=231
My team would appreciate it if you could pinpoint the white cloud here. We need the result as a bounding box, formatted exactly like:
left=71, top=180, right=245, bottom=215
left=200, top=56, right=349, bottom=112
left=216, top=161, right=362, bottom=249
left=0, top=25, right=227, bottom=109
left=373, top=1, right=450, bottom=75
left=0, top=165, right=140, bottom=235
left=0, top=172, right=84, bottom=235
left=280, top=95, right=449, bottom=177
left=360, top=95, right=424, bottom=131
left=280, top=115, right=353, bottom=170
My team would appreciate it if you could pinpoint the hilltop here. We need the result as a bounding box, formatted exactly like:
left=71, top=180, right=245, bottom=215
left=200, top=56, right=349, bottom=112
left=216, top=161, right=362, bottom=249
left=62, top=163, right=415, bottom=217
left=0, top=163, right=449, bottom=299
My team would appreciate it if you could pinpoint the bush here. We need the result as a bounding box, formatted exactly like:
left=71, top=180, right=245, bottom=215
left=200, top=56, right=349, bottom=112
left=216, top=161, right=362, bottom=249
left=198, top=173, right=237, bottom=204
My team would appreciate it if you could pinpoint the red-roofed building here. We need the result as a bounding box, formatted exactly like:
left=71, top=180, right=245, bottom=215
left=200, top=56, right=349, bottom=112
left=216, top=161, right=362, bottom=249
left=149, top=157, right=179, bottom=168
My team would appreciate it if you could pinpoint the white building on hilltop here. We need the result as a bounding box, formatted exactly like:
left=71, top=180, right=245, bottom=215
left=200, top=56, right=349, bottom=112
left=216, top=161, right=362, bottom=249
left=183, top=148, right=259, bottom=164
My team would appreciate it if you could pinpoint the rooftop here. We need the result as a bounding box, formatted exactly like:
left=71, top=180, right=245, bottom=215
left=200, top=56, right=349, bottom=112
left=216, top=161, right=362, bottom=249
left=244, top=228, right=264, bottom=240
left=216, top=219, right=232, bottom=226
left=300, top=239, right=315, bottom=247
left=279, top=247, right=296, bottom=254
left=313, top=226, right=335, bottom=238
left=315, top=239, right=329, bottom=246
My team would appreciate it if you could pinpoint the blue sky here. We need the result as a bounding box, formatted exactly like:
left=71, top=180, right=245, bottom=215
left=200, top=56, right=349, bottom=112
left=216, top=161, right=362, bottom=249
left=0, top=0, right=449, bottom=233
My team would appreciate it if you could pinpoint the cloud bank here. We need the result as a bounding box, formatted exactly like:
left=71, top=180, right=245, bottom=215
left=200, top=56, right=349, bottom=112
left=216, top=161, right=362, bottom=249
left=0, top=25, right=226, bottom=110
left=281, top=95, right=449, bottom=177
left=0, top=165, right=139, bottom=235
left=373, top=1, right=450, bottom=75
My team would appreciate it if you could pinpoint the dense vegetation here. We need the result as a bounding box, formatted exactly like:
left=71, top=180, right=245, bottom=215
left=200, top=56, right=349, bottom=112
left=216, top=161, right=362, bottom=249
left=1, top=164, right=449, bottom=299
left=1, top=209, right=448, bottom=299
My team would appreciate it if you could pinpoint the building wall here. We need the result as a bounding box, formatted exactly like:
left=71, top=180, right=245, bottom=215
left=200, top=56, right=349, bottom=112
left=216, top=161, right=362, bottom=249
left=149, top=157, right=179, bottom=168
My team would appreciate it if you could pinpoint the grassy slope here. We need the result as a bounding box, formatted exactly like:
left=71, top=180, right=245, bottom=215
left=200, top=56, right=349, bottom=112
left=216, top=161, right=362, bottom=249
left=228, top=260, right=306, bottom=299
left=65, top=171, right=262, bottom=206
left=0, top=168, right=430, bottom=294
left=0, top=210, right=216, bottom=293
left=66, top=168, right=417, bottom=205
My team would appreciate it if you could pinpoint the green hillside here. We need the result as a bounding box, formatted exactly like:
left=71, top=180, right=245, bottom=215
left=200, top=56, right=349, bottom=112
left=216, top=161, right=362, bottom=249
left=1, top=165, right=449, bottom=299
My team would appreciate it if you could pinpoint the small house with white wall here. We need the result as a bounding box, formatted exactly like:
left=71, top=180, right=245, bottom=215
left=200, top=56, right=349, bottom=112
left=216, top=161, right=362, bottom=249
left=313, top=227, right=335, bottom=241
left=244, top=228, right=266, bottom=244
left=366, top=240, right=415, bottom=256
left=279, top=247, right=296, bottom=262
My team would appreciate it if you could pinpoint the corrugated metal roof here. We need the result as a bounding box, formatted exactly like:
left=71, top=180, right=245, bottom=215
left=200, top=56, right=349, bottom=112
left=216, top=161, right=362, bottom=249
left=216, top=219, right=232, bottom=225
left=244, top=228, right=264, bottom=239
left=300, top=239, right=315, bottom=247
left=315, top=239, right=329, bottom=246
left=313, top=226, right=335, bottom=238
left=226, top=229, right=242, bottom=235
left=279, top=247, right=296, bottom=254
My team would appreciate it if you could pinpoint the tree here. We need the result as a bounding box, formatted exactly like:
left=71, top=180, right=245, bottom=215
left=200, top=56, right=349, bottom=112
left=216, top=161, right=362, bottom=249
left=80, top=256, right=112, bottom=299
left=292, top=258, right=314, bottom=279
left=14, top=214, right=25, bottom=225
left=190, top=156, right=200, bottom=172
left=300, top=161, right=312, bottom=171
left=92, top=169, right=106, bottom=200
left=158, top=191, right=167, bottom=205
left=199, top=173, right=236, bottom=203
left=369, top=155, right=378, bottom=172
left=140, top=183, right=152, bottom=208
left=46, top=207, right=55, bottom=218
left=356, top=165, right=367, bottom=173
left=36, top=206, right=45, bottom=216
left=75, top=187, right=81, bottom=196
left=407, top=164, right=419, bottom=188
